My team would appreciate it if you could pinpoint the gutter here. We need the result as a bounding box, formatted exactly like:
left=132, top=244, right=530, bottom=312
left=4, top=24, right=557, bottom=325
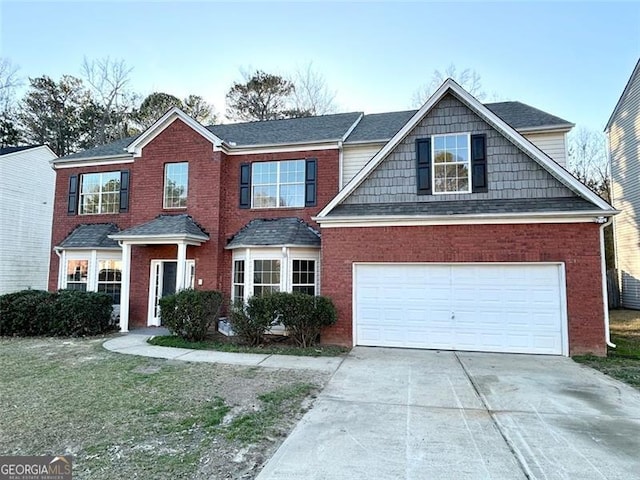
left=598, top=216, right=616, bottom=349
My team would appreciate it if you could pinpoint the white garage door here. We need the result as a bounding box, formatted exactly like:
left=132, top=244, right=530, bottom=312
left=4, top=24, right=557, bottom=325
left=354, top=263, right=566, bottom=355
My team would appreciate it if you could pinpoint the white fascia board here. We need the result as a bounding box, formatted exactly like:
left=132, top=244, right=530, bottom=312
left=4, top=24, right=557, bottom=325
left=52, top=155, right=134, bottom=169
left=315, top=210, right=618, bottom=228
left=317, top=78, right=614, bottom=217
left=517, top=125, right=574, bottom=134
left=127, top=107, right=223, bottom=157
left=225, top=243, right=321, bottom=250
left=220, top=140, right=340, bottom=155
left=108, top=233, right=208, bottom=245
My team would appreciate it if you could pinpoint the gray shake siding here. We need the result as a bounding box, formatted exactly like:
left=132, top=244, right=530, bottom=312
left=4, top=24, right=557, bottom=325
left=344, top=94, right=575, bottom=205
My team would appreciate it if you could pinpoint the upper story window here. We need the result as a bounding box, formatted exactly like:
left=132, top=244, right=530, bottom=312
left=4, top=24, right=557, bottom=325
left=239, top=158, right=316, bottom=209
left=433, top=134, right=471, bottom=194
left=80, top=172, right=121, bottom=214
left=252, top=160, right=306, bottom=208
left=164, top=162, right=188, bottom=209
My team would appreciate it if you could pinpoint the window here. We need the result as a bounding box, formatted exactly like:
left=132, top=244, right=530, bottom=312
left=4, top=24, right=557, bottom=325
left=292, top=260, right=316, bottom=295
left=252, top=160, right=305, bottom=208
left=432, top=134, right=471, bottom=194
left=164, top=162, right=188, bottom=208
left=97, top=259, right=122, bottom=304
left=66, top=260, right=88, bottom=291
left=253, top=260, right=281, bottom=296
left=233, top=260, right=245, bottom=304
left=80, top=172, right=120, bottom=214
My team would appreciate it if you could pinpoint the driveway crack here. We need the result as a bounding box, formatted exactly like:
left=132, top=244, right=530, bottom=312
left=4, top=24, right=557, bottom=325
left=454, top=351, right=533, bottom=480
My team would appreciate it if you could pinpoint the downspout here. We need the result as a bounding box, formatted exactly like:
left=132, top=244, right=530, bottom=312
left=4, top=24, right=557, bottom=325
left=54, top=247, right=63, bottom=290
left=598, top=216, right=616, bottom=348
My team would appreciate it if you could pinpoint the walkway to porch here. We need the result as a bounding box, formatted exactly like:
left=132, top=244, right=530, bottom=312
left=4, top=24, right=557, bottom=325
left=103, top=329, right=342, bottom=373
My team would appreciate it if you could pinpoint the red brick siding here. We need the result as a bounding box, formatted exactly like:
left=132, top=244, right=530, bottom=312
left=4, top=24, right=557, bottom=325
left=50, top=119, right=337, bottom=327
left=320, top=223, right=606, bottom=356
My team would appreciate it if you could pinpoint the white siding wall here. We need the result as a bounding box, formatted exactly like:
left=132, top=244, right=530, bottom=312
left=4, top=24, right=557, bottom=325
left=609, top=71, right=640, bottom=309
left=523, top=131, right=568, bottom=167
left=342, top=143, right=383, bottom=188
left=0, top=147, right=57, bottom=294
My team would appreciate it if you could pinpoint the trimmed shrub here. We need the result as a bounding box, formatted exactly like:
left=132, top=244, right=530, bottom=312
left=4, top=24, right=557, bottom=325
left=228, top=296, right=280, bottom=346
left=0, top=290, right=56, bottom=336
left=52, top=290, right=113, bottom=336
left=0, top=289, right=114, bottom=337
left=160, top=289, right=223, bottom=341
left=269, top=292, right=338, bottom=347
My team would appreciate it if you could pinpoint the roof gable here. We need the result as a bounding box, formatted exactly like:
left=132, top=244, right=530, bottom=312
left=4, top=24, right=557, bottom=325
left=318, top=79, right=614, bottom=218
left=605, top=58, right=640, bottom=131
left=127, top=107, right=223, bottom=157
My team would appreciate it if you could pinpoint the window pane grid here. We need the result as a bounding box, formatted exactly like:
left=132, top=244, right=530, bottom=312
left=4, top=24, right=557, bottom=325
left=97, top=259, right=122, bottom=304
left=252, top=160, right=305, bottom=208
left=253, top=260, right=281, bottom=297
left=233, top=260, right=245, bottom=303
left=433, top=134, right=470, bottom=194
left=164, top=162, right=188, bottom=208
left=79, top=172, right=120, bottom=214
left=292, top=260, right=315, bottom=296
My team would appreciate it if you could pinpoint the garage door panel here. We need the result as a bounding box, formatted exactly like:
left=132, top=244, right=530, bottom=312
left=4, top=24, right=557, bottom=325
left=355, top=264, right=565, bottom=355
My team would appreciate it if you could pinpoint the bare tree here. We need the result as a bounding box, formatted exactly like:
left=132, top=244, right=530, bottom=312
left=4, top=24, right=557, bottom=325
left=81, top=57, right=136, bottom=143
left=0, top=58, right=23, bottom=146
left=290, top=63, right=337, bottom=116
left=412, top=64, right=485, bottom=106
left=567, top=126, right=610, bottom=201
left=0, top=57, right=22, bottom=110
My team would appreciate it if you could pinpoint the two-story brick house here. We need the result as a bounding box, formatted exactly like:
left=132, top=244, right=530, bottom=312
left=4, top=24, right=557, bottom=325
left=50, top=79, right=616, bottom=356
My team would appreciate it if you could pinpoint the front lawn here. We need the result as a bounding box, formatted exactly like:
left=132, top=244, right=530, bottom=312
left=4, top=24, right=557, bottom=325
left=0, top=336, right=328, bottom=479
left=574, top=309, right=640, bottom=389
left=149, top=334, right=350, bottom=357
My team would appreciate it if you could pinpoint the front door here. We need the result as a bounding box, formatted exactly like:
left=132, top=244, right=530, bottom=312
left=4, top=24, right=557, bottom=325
left=148, top=260, right=195, bottom=326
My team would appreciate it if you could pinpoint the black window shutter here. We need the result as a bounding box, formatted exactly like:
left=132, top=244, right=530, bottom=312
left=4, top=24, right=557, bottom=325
left=239, top=163, right=251, bottom=208
left=416, top=139, right=432, bottom=195
left=67, top=174, right=78, bottom=215
left=119, top=170, right=130, bottom=212
left=471, top=134, right=488, bottom=193
left=305, top=158, right=317, bottom=207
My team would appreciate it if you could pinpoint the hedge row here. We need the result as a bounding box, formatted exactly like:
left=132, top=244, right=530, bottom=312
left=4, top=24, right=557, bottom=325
left=159, top=289, right=224, bottom=341
left=0, top=289, right=114, bottom=337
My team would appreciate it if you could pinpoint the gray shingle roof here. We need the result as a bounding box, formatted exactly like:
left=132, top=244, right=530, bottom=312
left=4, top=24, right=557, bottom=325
left=58, top=223, right=121, bottom=249
left=60, top=135, right=138, bottom=161
left=208, top=112, right=362, bottom=146
left=484, top=102, right=573, bottom=130
left=55, top=100, right=573, bottom=161
left=113, top=214, right=209, bottom=239
left=344, top=102, right=573, bottom=144
left=0, top=145, right=44, bottom=156
left=345, top=110, right=417, bottom=143
left=327, top=197, right=600, bottom=217
left=226, top=218, right=321, bottom=249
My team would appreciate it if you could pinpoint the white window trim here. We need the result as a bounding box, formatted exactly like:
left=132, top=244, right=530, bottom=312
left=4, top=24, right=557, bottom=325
left=79, top=171, right=121, bottom=215
left=251, top=159, right=306, bottom=209
left=60, top=250, right=122, bottom=303
left=231, top=247, right=320, bottom=303
left=431, top=133, right=472, bottom=195
left=163, top=162, right=189, bottom=209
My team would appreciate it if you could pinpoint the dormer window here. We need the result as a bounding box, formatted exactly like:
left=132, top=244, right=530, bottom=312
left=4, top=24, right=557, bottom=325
left=164, top=162, right=188, bottom=209
left=432, top=134, right=471, bottom=194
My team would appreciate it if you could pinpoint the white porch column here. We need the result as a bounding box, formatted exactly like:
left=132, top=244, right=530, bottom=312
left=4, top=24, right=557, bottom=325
left=176, top=242, right=187, bottom=292
left=119, top=242, right=131, bottom=333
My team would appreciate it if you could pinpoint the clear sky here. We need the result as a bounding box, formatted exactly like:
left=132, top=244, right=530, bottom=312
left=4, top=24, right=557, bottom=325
left=1, top=1, right=639, bottom=130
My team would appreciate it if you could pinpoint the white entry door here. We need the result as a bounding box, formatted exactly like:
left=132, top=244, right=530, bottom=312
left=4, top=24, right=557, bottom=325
left=354, top=263, right=566, bottom=355
left=148, top=260, right=195, bottom=326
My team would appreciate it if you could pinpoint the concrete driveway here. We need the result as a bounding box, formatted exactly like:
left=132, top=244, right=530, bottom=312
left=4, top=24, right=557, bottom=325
left=257, top=348, right=640, bottom=480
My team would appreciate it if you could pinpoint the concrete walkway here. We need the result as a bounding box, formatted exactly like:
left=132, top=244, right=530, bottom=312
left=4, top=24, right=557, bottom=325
left=257, top=347, right=640, bottom=480
left=103, top=329, right=343, bottom=373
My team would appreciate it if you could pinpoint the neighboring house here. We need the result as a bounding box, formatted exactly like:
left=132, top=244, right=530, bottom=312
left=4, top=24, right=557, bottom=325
left=49, top=79, right=615, bottom=356
left=606, top=59, right=640, bottom=310
left=0, top=145, right=57, bottom=294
